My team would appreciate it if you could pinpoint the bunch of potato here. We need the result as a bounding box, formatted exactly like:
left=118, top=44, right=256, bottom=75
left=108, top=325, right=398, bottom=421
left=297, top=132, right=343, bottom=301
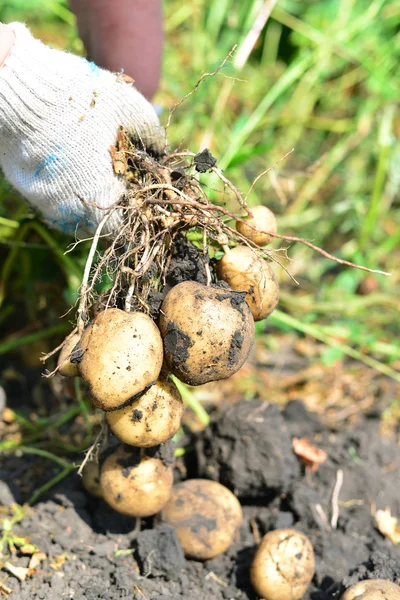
left=58, top=307, right=185, bottom=448
left=56, top=203, right=318, bottom=588
left=55, top=207, right=279, bottom=516
left=57, top=279, right=257, bottom=442
left=56, top=204, right=279, bottom=527
left=218, top=204, right=280, bottom=322
left=57, top=205, right=279, bottom=447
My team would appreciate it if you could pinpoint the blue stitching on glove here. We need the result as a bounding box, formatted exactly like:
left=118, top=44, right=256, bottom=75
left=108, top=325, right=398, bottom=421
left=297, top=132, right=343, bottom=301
left=88, top=61, right=101, bottom=77
left=51, top=205, right=84, bottom=234
left=34, top=153, right=60, bottom=179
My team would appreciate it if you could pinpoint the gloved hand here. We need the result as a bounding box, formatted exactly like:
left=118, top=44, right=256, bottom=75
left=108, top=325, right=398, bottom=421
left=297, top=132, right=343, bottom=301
left=0, top=22, right=165, bottom=235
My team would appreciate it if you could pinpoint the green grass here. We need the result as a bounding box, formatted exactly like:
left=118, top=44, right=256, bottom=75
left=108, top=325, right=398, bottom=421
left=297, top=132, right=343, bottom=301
left=0, top=0, right=399, bottom=381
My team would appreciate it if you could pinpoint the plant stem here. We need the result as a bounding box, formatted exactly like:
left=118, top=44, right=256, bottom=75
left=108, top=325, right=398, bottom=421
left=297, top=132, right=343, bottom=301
left=27, top=466, right=76, bottom=505
left=171, top=375, right=210, bottom=427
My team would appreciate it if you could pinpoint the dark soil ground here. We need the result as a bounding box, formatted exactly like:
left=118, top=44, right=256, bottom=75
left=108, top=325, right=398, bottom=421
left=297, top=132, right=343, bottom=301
left=2, top=388, right=400, bottom=599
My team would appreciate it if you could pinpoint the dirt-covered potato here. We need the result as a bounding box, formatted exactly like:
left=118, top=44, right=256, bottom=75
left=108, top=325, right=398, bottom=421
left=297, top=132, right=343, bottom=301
left=100, top=445, right=173, bottom=517
left=106, top=378, right=184, bottom=447
left=159, top=281, right=255, bottom=386
left=57, top=333, right=81, bottom=377
left=217, top=246, right=279, bottom=321
left=161, top=479, right=242, bottom=560
left=250, top=528, right=315, bottom=600
left=341, top=579, right=400, bottom=600
left=81, top=460, right=103, bottom=498
left=236, top=205, right=277, bottom=246
left=79, top=308, right=163, bottom=411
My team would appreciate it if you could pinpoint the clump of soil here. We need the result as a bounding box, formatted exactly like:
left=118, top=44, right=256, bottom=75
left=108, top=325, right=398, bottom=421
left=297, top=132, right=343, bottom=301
left=146, top=234, right=208, bottom=319
left=2, top=397, right=400, bottom=599
left=196, top=399, right=300, bottom=499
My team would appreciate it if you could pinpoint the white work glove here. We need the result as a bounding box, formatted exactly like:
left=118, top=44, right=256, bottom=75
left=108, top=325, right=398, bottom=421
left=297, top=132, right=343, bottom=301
left=0, top=23, right=165, bottom=235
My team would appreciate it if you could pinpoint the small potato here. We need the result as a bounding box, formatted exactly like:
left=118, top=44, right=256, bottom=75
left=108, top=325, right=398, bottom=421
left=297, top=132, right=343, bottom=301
left=217, top=246, right=279, bottom=321
left=250, top=528, right=315, bottom=600
left=57, top=333, right=81, bottom=377
left=100, top=446, right=173, bottom=517
left=106, top=379, right=184, bottom=447
left=236, top=205, right=277, bottom=246
left=341, top=579, right=400, bottom=600
left=81, top=460, right=103, bottom=498
left=161, top=479, right=242, bottom=560
left=159, top=281, right=255, bottom=386
left=79, top=308, right=163, bottom=411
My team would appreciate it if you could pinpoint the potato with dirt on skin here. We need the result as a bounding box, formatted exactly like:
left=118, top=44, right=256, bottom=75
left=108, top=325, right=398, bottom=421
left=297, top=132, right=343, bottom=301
left=79, top=308, right=163, bottom=411
left=341, top=579, right=400, bottom=600
left=217, top=246, right=279, bottom=321
left=236, top=205, right=277, bottom=246
left=106, top=378, right=184, bottom=447
left=250, top=528, right=315, bottom=600
left=100, top=445, right=173, bottom=517
left=161, top=479, right=242, bottom=560
left=57, top=333, right=81, bottom=377
left=81, top=460, right=103, bottom=498
left=159, top=281, right=255, bottom=386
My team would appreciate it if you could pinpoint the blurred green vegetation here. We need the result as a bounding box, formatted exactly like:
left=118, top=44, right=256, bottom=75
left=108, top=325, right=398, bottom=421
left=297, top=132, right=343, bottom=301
left=0, top=0, right=399, bottom=378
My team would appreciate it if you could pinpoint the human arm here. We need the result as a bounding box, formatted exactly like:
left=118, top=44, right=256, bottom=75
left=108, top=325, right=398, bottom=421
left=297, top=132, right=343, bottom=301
left=69, top=0, right=163, bottom=100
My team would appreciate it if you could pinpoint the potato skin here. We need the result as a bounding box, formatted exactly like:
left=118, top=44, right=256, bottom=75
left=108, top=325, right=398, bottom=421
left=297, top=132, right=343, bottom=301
left=341, top=579, right=400, bottom=600
left=81, top=460, right=103, bottom=498
left=106, top=379, right=184, bottom=447
left=236, top=205, right=277, bottom=246
left=250, top=528, right=315, bottom=600
left=79, top=308, right=163, bottom=411
left=58, top=333, right=81, bottom=377
left=159, top=281, right=255, bottom=386
left=100, top=446, right=173, bottom=517
left=161, top=479, right=242, bottom=560
left=217, top=247, right=279, bottom=321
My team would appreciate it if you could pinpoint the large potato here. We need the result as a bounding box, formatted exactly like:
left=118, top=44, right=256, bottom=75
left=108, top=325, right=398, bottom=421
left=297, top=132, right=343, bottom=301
left=159, top=281, right=255, bottom=386
left=161, top=479, right=242, bottom=560
left=57, top=333, right=81, bottom=377
left=106, top=378, right=184, bottom=447
left=250, top=528, right=315, bottom=600
left=341, top=579, right=400, bottom=600
left=79, top=308, right=163, bottom=410
left=217, top=246, right=279, bottom=321
left=236, top=205, right=277, bottom=246
left=100, top=446, right=173, bottom=517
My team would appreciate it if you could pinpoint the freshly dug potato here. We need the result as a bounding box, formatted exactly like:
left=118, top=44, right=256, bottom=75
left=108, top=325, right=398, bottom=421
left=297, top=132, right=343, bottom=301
left=217, top=246, right=279, bottom=321
left=236, top=205, right=277, bottom=246
left=159, top=281, right=255, bottom=386
left=79, top=308, right=163, bottom=411
left=106, top=378, right=184, bottom=447
left=81, top=460, right=103, bottom=498
left=341, top=579, right=400, bottom=600
left=57, top=333, right=81, bottom=377
left=250, top=528, right=315, bottom=600
left=161, top=479, right=242, bottom=560
left=100, top=446, right=173, bottom=517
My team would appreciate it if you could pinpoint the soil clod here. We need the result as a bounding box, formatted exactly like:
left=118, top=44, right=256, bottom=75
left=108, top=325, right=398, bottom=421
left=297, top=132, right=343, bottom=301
left=193, top=148, right=217, bottom=172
